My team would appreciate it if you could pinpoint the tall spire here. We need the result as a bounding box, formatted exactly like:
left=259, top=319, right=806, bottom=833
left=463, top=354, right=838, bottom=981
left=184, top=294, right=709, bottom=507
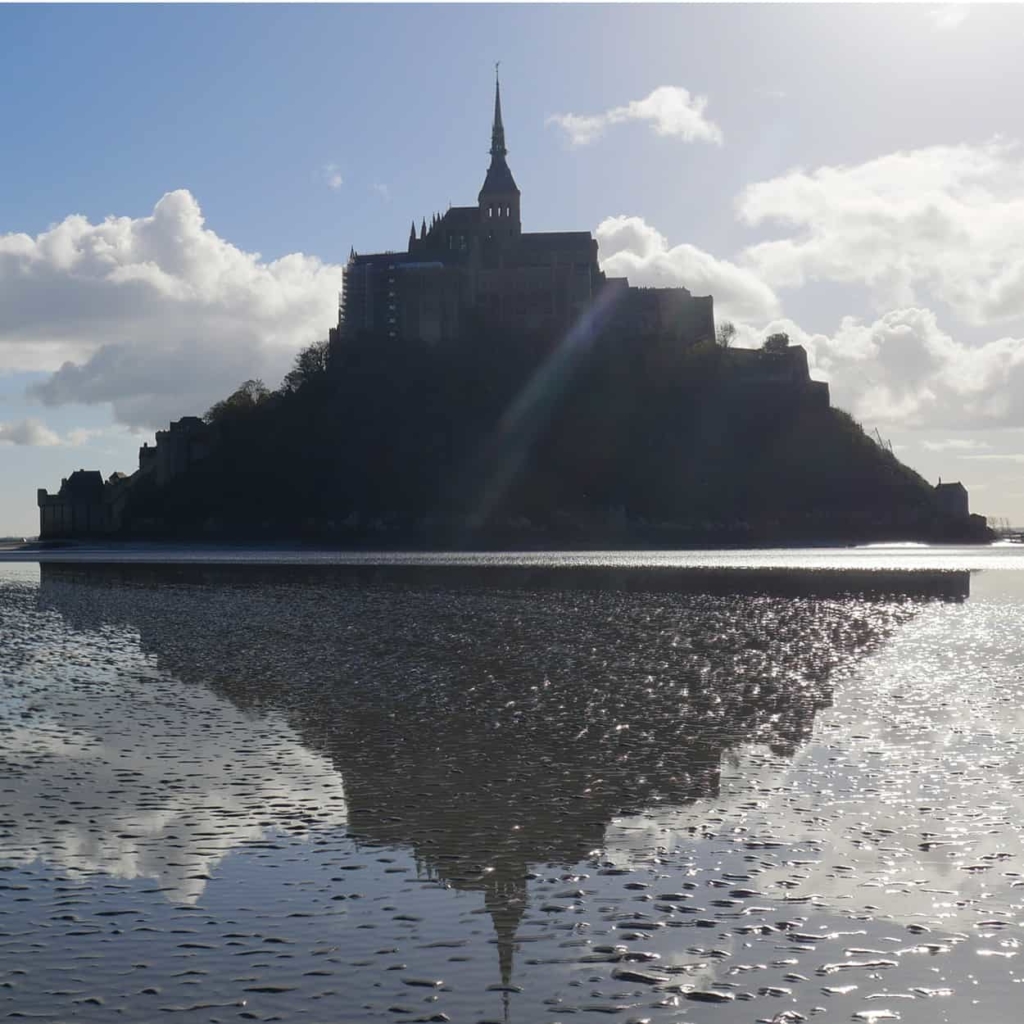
left=479, top=63, right=519, bottom=203
left=490, top=62, right=507, bottom=159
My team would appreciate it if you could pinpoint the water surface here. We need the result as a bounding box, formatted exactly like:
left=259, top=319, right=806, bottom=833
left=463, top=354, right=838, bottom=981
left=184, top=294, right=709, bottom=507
left=2, top=550, right=1023, bottom=1022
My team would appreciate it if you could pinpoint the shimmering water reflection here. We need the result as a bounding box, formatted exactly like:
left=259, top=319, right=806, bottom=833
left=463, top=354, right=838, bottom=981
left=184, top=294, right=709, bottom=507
left=2, top=555, right=1023, bottom=1022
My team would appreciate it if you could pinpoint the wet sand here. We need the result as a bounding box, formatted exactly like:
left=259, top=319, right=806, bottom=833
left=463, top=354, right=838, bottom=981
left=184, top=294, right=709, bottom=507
left=2, top=553, right=1023, bottom=1022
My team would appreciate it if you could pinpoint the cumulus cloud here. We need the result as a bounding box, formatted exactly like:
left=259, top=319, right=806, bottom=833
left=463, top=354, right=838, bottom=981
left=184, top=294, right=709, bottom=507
left=548, top=86, right=723, bottom=147
left=753, top=307, right=1024, bottom=429
left=0, top=418, right=61, bottom=446
left=737, top=141, right=1024, bottom=324
left=596, top=215, right=780, bottom=323
left=371, top=182, right=391, bottom=201
left=0, top=190, right=344, bottom=429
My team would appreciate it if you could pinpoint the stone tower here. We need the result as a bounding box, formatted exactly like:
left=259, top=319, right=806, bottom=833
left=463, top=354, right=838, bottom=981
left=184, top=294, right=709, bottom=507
left=478, top=67, right=520, bottom=241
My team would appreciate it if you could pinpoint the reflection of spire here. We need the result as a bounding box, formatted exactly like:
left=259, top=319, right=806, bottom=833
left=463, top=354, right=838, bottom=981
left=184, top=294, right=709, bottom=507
left=485, top=879, right=527, bottom=992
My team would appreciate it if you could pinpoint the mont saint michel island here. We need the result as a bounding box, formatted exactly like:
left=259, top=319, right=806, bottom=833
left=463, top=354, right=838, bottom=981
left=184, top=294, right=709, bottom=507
left=33, top=74, right=991, bottom=548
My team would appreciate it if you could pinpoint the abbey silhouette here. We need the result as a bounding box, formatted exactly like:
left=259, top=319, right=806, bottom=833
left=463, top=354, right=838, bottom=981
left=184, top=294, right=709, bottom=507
left=335, top=70, right=715, bottom=348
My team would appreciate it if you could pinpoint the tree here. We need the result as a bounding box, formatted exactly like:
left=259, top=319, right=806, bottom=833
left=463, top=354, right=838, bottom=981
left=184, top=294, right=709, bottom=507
left=715, top=320, right=737, bottom=349
left=205, top=379, right=271, bottom=424
left=281, top=339, right=331, bottom=394
left=762, top=331, right=790, bottom=355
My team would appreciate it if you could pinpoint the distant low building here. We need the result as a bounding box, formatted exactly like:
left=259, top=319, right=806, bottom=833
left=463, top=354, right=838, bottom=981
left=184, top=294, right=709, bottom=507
left=38, top=417, right=215, bottom=540
left=936, top=480, right=970, bottom=519
left=37, top=470, right=127, bottom=539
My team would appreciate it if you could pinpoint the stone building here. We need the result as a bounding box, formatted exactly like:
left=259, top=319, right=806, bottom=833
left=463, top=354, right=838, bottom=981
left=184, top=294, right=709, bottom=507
left=935, top=480, right=970, bottom=519
left=38, top=417, right=215, bottom=539
left=138, top=416, right=213, bottom=487
left=334, top=73, right=715, bottom=349
left=37, top=470, right=133, bottom=539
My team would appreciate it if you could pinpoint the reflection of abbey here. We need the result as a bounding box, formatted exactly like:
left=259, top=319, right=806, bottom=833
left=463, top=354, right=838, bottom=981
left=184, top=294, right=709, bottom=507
left=333, top=73, right=715, bottom=348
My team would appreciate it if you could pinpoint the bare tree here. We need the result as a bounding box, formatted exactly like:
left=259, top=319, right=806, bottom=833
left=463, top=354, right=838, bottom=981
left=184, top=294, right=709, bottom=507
left=715, top=320, right=737, bottom=349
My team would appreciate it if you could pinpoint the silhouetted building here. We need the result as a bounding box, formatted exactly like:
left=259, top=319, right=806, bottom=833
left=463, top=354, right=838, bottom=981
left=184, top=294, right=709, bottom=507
left=37, top=469, right=131, bottom=538
left=936, top=480, right=970, bottom=519
left=334, top=73, right=715, bottom=348
left=39, top=417, right=215, bottom=539
left=139, top=416, right=213, bottom=487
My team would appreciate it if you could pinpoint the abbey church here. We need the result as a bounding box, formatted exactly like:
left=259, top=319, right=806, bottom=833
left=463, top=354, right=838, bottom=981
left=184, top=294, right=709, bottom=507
left=335, top=74, right=716, bottom=348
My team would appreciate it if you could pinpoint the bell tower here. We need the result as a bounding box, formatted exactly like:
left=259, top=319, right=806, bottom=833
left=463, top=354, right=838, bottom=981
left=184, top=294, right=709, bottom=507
left=478, top=65, right=520, bottom=241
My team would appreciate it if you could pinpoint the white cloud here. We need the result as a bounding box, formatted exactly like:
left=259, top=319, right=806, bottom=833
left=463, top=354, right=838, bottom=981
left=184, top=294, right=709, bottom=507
left=922, top=438, right=991, bottom=452
left=737, top=141, right=1024, bottom=325
left=962, top=452, right=1024, bottom=463
left=929, top=4, right=970, bottom=30
left=371, top=182, right=391, bottom=201
left=755, top=307, right=1024, bottom=429
left=596, top=215, right=780, bottom=323
left=0, top=190, right=344, bottom=430
left=548, top=86, right=723, bottom=147
left=0, top=418, right=60, bottom=446
left=64, top=424, right=132, bottom=448
left=323, top=163, right=344, bottom=190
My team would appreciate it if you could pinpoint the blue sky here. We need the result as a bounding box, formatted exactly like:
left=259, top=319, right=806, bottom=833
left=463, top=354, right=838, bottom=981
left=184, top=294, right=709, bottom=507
left=5, top=3, right=1024, bottom=534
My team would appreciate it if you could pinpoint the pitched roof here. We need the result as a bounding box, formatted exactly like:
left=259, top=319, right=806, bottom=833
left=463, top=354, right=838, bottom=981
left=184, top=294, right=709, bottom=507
left=479, top=156, right=519, bottom=197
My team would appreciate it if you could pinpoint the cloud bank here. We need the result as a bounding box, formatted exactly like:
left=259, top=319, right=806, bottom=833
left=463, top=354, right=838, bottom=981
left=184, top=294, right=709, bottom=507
left=596, top=210, right=1024, bottom=430
left=596, top=215, right=780, bottom=323
left=0, top=190, right=344, bottom=430
left=755, top=308, right=1024, bottom=429
left=737, top=141, right=1024, bottom=324
left=548, top=86, right=723, bottom=146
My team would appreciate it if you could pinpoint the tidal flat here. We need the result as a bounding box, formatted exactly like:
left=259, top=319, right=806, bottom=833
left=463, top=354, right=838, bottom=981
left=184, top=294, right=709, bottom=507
left=2, top=550, right=1024, bottom=1023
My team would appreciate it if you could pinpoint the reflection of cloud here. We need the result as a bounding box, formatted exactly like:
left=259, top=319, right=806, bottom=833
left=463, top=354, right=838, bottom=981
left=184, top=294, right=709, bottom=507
left=1, top=588, right=346, bottom=903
